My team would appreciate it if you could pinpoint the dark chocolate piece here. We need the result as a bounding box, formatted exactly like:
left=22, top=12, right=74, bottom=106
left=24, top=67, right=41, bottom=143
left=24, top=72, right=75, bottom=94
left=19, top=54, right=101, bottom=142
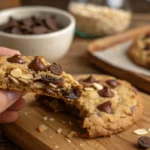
left=138, top=136, right=150, bottom=149
left=29, top=56, right=46, bottom=72
left=98, top=87, right=114, bottom=98
left=97, top=101, right=111, bottom=113
left=7, top=55, right=26, bottom=64
left=41, top=75, right=64, bottom=84
left=106, top=79, right=119, bottom=88
left=48, top=63, right=63, bottom=75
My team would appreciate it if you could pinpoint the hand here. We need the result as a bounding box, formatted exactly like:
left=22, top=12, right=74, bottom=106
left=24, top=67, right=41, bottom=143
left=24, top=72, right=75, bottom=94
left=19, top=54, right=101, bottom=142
left=0, top=47, right=25, bottom=124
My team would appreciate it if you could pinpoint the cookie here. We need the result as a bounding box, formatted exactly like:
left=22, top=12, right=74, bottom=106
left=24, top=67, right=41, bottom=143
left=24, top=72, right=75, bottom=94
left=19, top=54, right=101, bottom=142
left=36, top=75, right=143, bottom=138
left=128, top=33, right=150, bottom=69
left=0, top=55, right=82, bottom=101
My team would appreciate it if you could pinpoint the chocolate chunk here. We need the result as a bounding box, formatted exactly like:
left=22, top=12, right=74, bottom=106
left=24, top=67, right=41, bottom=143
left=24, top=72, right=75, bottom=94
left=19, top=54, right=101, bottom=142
left=7, top=55, right=26, bottom=64
left=44, top=16, right=58, bottom=31
left=138, top=136, right=150, bottom=149
left=41, top=75, right=64, bottom=84
left=32, top=26, right=48, bottom=34
left=48, top=63, right=63, bottom=75
left=97, top=101, right=111, bottom=113
left=29, top=56, right=46, bottom=72
left=144, top=43, right=150, bottom=51
left=62, top=87, right=81, bottom=100
left=98, top=87, right=114, bottom=98
left=106, top=79, right=119, bottom=88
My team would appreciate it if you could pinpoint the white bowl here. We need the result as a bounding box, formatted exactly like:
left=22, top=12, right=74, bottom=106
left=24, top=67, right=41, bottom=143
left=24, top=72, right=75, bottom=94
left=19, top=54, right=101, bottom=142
left=0, top=6, right=76, bottom=62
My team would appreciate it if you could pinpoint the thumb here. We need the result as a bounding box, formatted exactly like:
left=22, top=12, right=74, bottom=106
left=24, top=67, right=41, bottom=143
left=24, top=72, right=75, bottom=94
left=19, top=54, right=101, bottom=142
left=0, top=90, right=23, bottom=113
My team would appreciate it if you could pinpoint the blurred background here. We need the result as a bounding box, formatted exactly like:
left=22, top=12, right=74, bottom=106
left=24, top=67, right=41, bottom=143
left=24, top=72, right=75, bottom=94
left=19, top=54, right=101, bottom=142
left=1, top=0, right=150, bottom=13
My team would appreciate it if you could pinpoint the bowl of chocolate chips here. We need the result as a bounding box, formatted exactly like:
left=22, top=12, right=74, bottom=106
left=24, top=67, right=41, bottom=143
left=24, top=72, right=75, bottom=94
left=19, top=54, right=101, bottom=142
left=0, top=6, right=75, bottom=62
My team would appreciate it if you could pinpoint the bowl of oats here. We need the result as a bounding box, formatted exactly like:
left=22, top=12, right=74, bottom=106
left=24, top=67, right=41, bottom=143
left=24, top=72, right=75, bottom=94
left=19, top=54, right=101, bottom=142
left=68, top=2, right=132, bottom=37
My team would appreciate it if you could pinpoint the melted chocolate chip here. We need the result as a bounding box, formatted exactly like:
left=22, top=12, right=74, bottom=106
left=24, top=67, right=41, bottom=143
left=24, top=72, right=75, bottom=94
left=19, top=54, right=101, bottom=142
left=62, top=87, right=81, bottom=100
left=106, top=79, right=119, bottom=88
left=83, top=75, right=96, bottom=83
left=48, top=63, right=63, bottom=75
left=29, top=56, right=46, bottom=72
left=97, top=101, right=111, bottom=113
left=98, top=87, right=114, bottom=98
left=138, top=136, right=150, bottom=149
left=7, top=55, right=26, bottom=64
left=41, top=75, right=63, bottom=84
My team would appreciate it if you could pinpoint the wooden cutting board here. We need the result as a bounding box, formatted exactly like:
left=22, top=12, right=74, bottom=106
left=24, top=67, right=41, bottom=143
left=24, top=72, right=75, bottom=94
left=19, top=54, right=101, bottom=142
left=88, top=25, right=150, bottom=93
left=1, top=75, right=150, bottom=150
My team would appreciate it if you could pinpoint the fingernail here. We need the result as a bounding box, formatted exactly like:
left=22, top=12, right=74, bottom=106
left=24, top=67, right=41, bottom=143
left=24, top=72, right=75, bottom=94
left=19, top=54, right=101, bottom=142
left=7, top=90, right=22, bottom=101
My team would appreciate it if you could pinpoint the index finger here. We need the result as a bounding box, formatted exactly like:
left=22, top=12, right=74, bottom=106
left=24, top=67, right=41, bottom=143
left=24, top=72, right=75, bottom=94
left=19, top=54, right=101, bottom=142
left=0, top=47, right=21, bottom=56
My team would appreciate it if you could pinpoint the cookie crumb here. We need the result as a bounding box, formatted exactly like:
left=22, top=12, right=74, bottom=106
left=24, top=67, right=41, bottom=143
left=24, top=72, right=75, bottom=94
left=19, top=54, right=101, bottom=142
left=66, top=131, right=79, bottom=138
left=49, top=118, right=55, bottom=122
left=57, top=128, right=62, bottom=134
left=65, top=138, right=71, bottom=143
left=80, top=144, right=83, bottom=146
left=43, top=116, right=48, bottom=121
left=24, top=112, right=28, bottom=115
left=50, top=136, right=53, bottom=139
left=133, top=128, right=148, bottom=135
left=55, top=145, right=58, bottom=149
left=37, top=124, right=48, bottom=132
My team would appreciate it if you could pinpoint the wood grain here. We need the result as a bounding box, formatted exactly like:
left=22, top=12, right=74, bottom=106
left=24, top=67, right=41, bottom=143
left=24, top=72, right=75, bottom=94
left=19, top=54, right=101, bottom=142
left=88, top=25, right=150, bottom=93
left=1, top=75, right=150, bottom=150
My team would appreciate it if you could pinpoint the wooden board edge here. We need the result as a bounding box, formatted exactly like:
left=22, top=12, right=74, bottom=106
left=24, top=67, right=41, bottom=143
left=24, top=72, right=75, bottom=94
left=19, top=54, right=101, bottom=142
left=88, top=24, right=150, bottom=52
left=88, top=52, right=150, bottom=93
left=1, top=123, right=52, bottom=150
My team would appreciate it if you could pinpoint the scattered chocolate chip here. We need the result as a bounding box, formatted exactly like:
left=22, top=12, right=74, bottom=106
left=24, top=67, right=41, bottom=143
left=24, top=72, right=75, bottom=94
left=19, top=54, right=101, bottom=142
left=98, top=87, right=114, bottom=98
left=7, top=17, right=18, bottom=28
left=29, top=56, right=46, bottom=72
left=7, top=55, right=26, bottom=64
left=32, top=26, right=48, bottom=34
left=62, top=87, right=81, bottom=100
left=48, top=63, right=63, bottom=75
left=83, top=76, right=96, bottom=83
left=41, top=75, right=64, bottom=84
left=106, top=79, right=119, bottom=88
left=97, top=101, right=111, bottom=113
left=138, top=136, right=150, bottom=149
left=144, top=43, right=150, bottom=51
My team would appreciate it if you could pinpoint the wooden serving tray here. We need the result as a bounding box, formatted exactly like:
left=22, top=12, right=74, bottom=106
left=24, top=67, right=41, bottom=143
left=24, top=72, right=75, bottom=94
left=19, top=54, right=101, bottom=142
left=88, top=25, right=150, bottom=93
left=1, top=74, right=150, bottom=150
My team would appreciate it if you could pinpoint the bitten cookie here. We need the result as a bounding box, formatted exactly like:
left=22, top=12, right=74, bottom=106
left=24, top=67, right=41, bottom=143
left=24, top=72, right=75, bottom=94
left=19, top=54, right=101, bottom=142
left=128, top=32, right=150, bottom=69
left=0, top=55, right=82, bottom=101
left=36, top=75, right=143, bottom=138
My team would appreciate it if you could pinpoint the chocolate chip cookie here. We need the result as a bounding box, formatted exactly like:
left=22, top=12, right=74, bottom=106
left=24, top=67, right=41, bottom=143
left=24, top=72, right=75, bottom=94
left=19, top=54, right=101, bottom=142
left=36, top=75, right=143, bottom=138
left=0, top=55, right=82, bottom=101
left=128, top=33, right=150, bottom=69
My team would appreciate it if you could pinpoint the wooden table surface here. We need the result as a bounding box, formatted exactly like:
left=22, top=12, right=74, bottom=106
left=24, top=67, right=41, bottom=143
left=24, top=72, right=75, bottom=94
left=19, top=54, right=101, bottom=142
left=0, top=13, right=150, bottom=150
